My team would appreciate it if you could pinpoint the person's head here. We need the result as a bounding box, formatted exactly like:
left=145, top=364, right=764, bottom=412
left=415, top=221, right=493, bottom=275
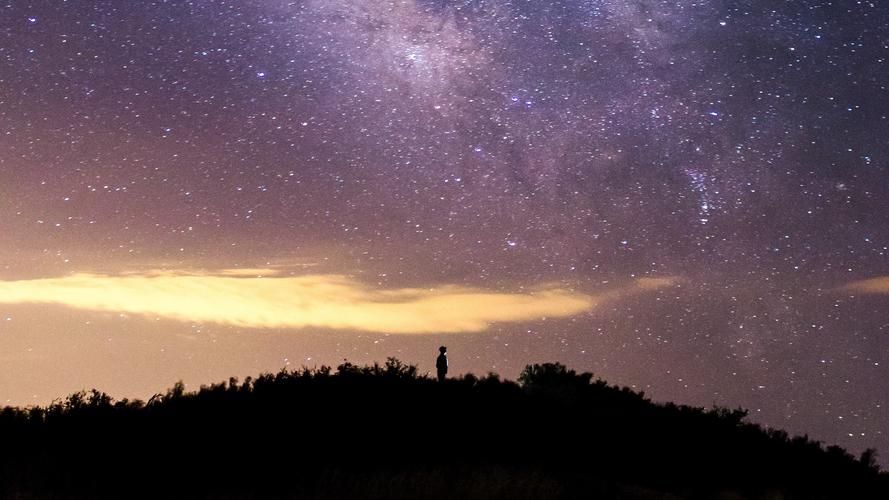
left=439, top=346, right=447, bottom=354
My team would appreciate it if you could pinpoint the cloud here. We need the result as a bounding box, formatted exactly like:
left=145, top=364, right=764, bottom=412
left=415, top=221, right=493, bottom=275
left=0, top=271, right=676, bottom=334
left=837, top=277, right=889, bottom=295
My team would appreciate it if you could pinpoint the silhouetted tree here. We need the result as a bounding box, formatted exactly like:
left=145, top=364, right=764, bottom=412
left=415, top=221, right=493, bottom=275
left=862, top=448, right=880, bottom=471
left=518, top=362, right=593, bottom=387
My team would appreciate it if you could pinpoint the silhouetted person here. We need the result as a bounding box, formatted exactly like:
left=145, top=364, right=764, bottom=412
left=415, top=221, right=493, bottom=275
left=436, top=346, right=448, bottom=382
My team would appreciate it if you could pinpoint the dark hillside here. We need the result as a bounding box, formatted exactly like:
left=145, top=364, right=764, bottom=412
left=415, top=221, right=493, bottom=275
left=0, top=360, right=884, bottom=499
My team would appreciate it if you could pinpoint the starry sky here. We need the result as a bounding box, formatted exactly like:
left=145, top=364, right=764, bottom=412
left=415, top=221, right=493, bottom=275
left=1, top=0, right=888, bottom=460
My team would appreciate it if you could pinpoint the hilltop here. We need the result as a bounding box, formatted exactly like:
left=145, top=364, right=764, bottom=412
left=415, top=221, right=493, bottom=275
left=0, top=359, right=885, bottom=499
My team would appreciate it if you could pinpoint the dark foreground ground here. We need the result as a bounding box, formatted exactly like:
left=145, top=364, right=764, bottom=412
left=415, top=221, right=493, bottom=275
left=0, top=360, right=885, bottom=499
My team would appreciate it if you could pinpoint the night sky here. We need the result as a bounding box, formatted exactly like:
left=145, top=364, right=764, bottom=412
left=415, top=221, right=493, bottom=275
left=2, top=1, right=888, bottom=460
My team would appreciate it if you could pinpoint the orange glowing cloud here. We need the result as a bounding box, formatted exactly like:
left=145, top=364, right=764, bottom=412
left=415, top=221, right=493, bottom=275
left=837, top=277, right=889, bottom=295
left=0, top=271, right=677, bottom=334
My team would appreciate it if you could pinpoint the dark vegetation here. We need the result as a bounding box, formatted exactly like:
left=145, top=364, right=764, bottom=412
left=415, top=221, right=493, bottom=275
left=0, top=359, right=885, bottom=499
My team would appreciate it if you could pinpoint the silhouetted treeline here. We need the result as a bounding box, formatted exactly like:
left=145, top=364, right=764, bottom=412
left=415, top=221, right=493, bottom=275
left=0, top=359, right=885, bottom=499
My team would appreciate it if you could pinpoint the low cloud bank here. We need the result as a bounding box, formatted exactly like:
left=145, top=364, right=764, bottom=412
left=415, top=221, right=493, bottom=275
left=0, top=271, right=676, bottom=334
left=838, top=277, right=889, bottom=295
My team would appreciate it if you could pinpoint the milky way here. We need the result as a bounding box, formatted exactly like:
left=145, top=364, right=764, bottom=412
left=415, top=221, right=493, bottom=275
left=1, top=1, right=888, bottom=461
